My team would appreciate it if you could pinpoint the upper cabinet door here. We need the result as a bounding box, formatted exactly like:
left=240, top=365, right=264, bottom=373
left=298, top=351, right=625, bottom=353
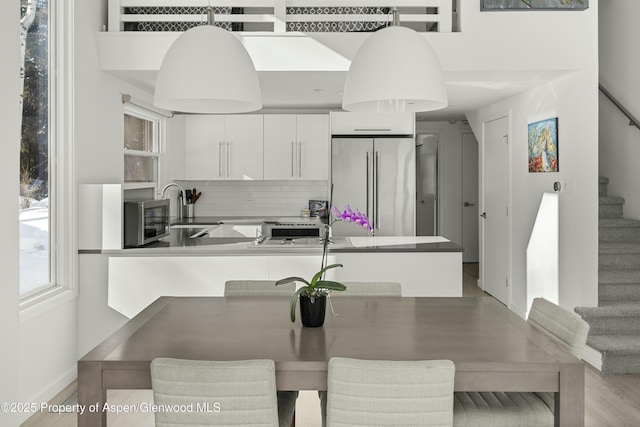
left=184, top=115, right=225, bottom=180
left=224, top=115, right=264, bottom=180
left=264, top=115, right=297, bottom=180
left=298, top=115, right=329, bottom=180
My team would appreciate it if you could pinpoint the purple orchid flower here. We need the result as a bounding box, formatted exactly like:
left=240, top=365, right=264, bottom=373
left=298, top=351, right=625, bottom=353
left=331, top=205, right=373, bottom=232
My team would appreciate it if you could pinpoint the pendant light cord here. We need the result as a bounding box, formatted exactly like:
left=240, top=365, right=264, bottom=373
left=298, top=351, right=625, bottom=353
left=389, top=7, right=400, bottom=27
left=206, top=5, right=215, bottom=26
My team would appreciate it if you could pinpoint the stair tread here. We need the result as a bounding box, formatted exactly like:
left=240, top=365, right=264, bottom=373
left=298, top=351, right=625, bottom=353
left=599, top=242, right=640, bottom=254
left=599, top=218, right=640, bottom=228
left=599, top=196, right=625, bottom=205
left=587, top=334, right=640, bottom=355
left=575, top=304, right=640, bottom=318
left=599, top=269, right=640, bottom=283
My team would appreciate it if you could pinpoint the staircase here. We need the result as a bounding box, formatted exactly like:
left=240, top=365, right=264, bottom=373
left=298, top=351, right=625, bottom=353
left=574, top=177, right=640, bottom=374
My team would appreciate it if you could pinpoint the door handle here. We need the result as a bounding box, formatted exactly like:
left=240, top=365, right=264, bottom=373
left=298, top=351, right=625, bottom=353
left=464, top=202, right=476, bottom=207
left=480, top=212, right=487, bottom=219
left=366, top=152, right=370, bottom=219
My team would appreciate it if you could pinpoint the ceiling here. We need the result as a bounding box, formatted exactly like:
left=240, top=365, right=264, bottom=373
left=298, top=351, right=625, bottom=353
left=107, top=69, right=572, bottom=120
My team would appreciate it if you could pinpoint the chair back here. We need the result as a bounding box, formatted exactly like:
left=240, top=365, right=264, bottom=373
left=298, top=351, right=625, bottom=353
left=527, top=297, right=590, bottom=358
left=150, top=358, right=279, bottom=426
left=224, top=280, right=295, bottom=297
left=330, top=281, right=402, bottom=297
left=326, top=357, right=455, bottom=427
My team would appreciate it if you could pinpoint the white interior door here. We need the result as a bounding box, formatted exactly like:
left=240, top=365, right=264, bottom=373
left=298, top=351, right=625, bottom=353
left=462, top=132, right=479, bottom=262
left=481, top=116, right=509, bottom=305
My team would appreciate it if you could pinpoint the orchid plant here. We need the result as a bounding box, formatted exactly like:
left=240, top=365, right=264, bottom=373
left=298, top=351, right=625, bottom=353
left=276, top=205, right=373, bottom=322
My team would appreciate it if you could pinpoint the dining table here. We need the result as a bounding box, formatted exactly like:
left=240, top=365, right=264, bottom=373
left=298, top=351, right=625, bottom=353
left=77, top=296, right=584, bottom=426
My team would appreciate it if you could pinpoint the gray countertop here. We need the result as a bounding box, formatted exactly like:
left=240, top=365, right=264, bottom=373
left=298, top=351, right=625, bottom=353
left=84, top=216, right=463, bottom=255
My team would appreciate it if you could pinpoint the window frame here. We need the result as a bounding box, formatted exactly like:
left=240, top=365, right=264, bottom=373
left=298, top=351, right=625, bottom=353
left=123, top=102, right=165, bottom=190
left=19, top=0, right=76, bottom=316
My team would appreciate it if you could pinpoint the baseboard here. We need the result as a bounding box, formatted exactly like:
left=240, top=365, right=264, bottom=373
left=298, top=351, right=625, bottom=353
left=510, top=302, right=527, bottom=320
left=19, top=366, right=77, bottom=425
left=477, top=279, right=482, bottom=289
left=582, top=344, right=603, bottom=371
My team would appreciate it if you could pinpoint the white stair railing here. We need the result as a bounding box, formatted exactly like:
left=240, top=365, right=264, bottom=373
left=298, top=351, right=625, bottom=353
left=108, top=0, right=452, bottom=33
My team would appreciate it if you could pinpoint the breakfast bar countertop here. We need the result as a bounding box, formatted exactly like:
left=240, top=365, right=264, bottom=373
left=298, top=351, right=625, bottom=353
left=102, top=231, right=463, bottom=256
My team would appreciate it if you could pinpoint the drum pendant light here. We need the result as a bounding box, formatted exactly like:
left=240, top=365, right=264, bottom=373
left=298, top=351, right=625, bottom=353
left=154, top=7, right=262, bottom=113
left=342, top=8, right=447, bottom=113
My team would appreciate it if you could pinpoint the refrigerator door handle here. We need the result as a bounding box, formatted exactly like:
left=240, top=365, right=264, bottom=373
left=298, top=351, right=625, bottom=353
left=375, top=150, right=380, bottom=231
left=366, top=152, right=370, bottom=219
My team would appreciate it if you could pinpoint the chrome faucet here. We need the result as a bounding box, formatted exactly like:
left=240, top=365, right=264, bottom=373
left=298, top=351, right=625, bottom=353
left=161, top=182, right=187, bottom=220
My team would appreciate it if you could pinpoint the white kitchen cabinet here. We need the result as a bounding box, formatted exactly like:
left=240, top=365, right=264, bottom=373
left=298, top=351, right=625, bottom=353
left=264, top=114, right=329, bottom=180
left=184, top=115, right=225, bottom=180
left=184, top=115, right=263, bottom=180
left=224, top=115, right=263, bottom=180
left=330, top=111, right=415, bottom=136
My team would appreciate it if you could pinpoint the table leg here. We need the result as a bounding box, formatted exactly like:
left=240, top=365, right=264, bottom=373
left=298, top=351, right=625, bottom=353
left=557, top=362, right=585, bottom=426
left=77, top=361, right=106, bottom=427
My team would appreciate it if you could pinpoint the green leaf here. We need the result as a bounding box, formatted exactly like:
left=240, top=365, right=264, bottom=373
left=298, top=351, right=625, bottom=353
left=276, top=276, right=309, bottom=287
left=316, top=280, right=347, bottom=291
left=310, top=263, right=343, bottom=287
left=289, top=287, right=308, bottom=323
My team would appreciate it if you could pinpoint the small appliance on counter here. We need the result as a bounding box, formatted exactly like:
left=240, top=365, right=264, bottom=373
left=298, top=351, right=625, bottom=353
left=123, top=199, right=170, bottom=248
left=308, top=200, right=328, bottom=218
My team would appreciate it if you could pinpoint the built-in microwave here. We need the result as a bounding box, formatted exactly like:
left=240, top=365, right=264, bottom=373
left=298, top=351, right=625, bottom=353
left=123, top=199, right=170, bottom=248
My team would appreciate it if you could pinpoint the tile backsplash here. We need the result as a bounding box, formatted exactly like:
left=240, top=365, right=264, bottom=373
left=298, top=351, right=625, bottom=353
left=176, top=180, right=329, bottom=217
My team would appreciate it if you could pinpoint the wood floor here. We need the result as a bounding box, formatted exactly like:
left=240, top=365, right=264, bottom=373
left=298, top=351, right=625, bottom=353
left=21, top=264, right=640, bottom=427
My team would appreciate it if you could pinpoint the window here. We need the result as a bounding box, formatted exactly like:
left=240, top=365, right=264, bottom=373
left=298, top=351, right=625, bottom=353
left=19, top=0, right=52, bottom=297
left=124, top=104, right=163, bottom=186
left=19, top=0, right=73, bottom=305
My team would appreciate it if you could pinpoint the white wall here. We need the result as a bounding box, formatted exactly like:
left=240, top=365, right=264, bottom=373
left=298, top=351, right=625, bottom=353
left=599, top=1, right=640, bottom=219
left=415, top=120, right=474, bottom=246
left=467, top=71, right=599, bottom=317
left=74, top=0, right=161, bottom=355
left=0, top=0, right=22, bottom=424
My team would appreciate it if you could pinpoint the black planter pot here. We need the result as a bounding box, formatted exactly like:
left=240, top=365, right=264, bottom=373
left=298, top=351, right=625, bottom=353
left=299, top=294, right=326, bottom=327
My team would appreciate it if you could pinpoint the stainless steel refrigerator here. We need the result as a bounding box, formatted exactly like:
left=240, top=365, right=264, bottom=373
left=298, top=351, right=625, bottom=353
left=331, top=137, right=416, bottom=236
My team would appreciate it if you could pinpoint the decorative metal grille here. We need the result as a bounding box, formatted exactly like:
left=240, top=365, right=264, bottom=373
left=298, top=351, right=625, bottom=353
left=123, top=6, right=390, bottom=32
left=286, top=7, right=390, bottom=32
left=124, top=7, right=239, bottom=31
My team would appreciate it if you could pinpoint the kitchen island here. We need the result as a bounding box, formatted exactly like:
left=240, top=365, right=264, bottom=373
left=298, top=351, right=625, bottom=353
left=103, top=223, right=463, bottom=318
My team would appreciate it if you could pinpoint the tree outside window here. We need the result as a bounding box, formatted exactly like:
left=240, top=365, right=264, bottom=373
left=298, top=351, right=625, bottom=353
left=20, top=0, right=51, bottom=295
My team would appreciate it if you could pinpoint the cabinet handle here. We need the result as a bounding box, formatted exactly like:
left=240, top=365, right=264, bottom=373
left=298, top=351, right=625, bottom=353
left=298, top=141, right=302, bottom=178
left=291, top=141, right=295, bottom=177
left=227, top=141, right=232, bottom=178
left=218, top=142, right=223, bottom=177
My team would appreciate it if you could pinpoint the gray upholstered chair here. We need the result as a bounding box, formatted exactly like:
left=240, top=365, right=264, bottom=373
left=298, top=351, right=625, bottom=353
left=224, top=280, right=295, bottom=297
left=326, top=357, right=456, bottom=427
left=453, top=297, right=590, bottom=427
left=150, top=358, right=279, bottom=426
left=319, top=281, right=403, bottom=426
left=223, top=280, right=298, bottom=427
left=330, top=281, right=402, bottom=297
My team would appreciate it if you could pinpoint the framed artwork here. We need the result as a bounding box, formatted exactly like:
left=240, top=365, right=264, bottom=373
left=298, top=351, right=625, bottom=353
left=528, top=117, right=558, bottom=173
left=481, top=0, right=588, bottom=11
